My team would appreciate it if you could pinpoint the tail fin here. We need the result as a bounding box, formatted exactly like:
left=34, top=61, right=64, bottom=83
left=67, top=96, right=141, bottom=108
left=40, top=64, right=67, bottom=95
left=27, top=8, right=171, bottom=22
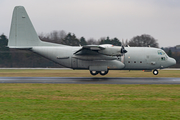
left=8, top=6, right=60, bottom=48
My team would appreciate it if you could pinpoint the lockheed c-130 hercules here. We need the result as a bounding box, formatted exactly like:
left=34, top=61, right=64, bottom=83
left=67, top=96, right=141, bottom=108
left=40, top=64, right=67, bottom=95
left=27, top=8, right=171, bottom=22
left=8, top=6, right=176, bottom=76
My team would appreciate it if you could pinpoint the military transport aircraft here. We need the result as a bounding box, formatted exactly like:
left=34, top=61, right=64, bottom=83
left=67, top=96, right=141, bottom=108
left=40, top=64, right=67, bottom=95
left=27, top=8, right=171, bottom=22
left=8, top=6, right=176, bottom=76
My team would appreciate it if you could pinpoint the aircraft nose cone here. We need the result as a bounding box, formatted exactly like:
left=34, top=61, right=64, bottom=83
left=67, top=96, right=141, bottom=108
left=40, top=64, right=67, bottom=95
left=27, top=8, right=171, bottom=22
left=169, top=57, right=176, bottom=66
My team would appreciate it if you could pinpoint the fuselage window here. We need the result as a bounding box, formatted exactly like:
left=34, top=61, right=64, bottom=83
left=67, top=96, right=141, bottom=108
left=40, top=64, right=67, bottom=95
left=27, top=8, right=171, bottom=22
left=134, top=61, right=136, bottom=63
left=140, top=61, right=142, bottom=63
left=128, top=61, right=130, bottom=63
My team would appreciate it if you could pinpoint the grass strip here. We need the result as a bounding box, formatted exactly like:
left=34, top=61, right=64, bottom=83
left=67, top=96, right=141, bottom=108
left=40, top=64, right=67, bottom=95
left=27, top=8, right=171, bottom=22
left=0, top=84, right=180, bottom=119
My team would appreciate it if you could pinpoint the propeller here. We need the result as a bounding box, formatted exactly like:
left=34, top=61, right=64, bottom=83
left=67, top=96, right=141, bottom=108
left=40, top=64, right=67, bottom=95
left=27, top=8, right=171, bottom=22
left=120, top=46, right=127, bottom=64
left=121, top=46, right=127, bottom=54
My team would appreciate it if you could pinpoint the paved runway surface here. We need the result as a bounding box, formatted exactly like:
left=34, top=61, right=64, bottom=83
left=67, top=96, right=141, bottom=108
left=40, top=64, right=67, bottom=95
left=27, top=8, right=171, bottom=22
left=0, top=77, right=180, bottom=84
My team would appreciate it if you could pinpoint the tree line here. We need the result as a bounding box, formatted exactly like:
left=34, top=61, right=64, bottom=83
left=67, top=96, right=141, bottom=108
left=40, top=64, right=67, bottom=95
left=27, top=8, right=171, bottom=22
left=39, top=30, right=122, bottom=46
left=39, top=30, right=159, bottom=47
left=0, top=31, right=179, bottom=68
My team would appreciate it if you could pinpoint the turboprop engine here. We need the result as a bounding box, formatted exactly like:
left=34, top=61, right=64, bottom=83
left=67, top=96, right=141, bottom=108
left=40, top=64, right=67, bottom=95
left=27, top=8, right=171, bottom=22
left=98, top=44, right=127, bottom=56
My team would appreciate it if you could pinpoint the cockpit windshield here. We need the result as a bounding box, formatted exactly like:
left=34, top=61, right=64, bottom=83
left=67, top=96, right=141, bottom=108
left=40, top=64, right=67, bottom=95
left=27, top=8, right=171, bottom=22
left=158, top=50, right=168, bottom=58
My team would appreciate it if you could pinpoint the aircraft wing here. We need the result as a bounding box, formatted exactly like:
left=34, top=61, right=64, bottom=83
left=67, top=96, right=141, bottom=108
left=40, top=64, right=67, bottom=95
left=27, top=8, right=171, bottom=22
left=74, top=44, right=123, bottom=56
left=74, top=45, right=105, bottom=54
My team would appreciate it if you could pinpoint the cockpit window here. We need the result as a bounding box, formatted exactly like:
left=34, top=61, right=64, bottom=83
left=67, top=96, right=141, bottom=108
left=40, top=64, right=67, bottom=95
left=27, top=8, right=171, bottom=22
left=158, top=50, right=168, bottom=58
left=161, top=57, right=166, bottom=61
left=158, top=50, right=165, bottom=55
left=158, top=50, right=169, bottom=60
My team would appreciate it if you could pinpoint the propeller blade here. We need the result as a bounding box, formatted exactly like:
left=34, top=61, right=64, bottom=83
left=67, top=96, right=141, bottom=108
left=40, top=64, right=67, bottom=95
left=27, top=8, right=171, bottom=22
left=121, top=46, right=127, bottom=54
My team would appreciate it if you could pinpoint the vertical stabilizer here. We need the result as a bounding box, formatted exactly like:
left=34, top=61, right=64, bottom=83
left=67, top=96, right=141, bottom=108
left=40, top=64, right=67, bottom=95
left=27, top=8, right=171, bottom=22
left=8, top=6, right=60, bottom=48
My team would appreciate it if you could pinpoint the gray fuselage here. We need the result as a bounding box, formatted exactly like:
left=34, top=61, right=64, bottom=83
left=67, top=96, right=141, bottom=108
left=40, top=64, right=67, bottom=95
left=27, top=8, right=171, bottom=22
left=31, top=46, right=176, bottom=71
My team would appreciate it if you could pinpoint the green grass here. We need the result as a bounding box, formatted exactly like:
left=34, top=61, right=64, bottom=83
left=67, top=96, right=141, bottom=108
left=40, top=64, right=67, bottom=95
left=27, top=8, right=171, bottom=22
left=0, top=84, right=180, bottom=119
left=0, top=69, right=179, bottom=119
left=0, top=69, right=179, bottom=77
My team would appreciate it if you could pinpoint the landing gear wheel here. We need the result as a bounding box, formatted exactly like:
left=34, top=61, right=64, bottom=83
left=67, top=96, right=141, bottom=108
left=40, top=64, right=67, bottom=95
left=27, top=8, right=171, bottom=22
left=99, top=70, right=109, bottom=76
left=90, top=71, right=98, bottom=75
left=153, top=69, right=159, bottom=75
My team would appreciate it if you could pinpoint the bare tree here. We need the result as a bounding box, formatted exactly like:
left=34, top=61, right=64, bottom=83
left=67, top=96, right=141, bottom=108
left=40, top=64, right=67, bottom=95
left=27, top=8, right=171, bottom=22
left=39, top=30, right=67, bottom=44
left=129, top=34, right=159, bottom=48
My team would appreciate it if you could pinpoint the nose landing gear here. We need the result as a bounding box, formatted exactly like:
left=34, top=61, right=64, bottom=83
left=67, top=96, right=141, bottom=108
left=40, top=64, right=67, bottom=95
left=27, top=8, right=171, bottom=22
left=153, top=69, right=159, bottom=75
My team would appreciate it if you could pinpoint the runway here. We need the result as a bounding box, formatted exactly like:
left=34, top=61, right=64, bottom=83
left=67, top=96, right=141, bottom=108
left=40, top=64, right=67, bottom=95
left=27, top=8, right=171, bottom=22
left=0, top=77, right=180, bottom=84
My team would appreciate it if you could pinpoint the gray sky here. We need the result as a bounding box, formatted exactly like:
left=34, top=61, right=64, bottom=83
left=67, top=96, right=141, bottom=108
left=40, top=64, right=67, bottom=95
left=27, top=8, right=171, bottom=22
left=1, top=0, right=180, bottom=47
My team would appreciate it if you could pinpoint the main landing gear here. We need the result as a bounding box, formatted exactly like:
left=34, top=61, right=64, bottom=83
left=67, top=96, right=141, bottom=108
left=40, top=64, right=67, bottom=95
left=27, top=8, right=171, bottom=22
left=153, top=69, right=159, bottom=75
left=90, top=70, right=109, bottom=76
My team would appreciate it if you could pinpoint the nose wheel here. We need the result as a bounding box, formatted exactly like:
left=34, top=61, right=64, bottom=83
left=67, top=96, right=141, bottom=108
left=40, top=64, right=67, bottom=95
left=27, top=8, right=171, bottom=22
left=153, top=69, right=159, bottom=75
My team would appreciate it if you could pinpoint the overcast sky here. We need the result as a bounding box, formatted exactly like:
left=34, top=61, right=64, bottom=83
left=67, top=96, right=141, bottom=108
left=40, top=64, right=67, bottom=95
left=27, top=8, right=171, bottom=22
left=1, top=0, right=180, bottom=47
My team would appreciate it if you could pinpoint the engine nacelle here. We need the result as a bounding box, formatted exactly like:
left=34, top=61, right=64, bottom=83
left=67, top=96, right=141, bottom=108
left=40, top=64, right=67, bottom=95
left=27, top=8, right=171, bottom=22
left=98, top=46, right=122, bottom=56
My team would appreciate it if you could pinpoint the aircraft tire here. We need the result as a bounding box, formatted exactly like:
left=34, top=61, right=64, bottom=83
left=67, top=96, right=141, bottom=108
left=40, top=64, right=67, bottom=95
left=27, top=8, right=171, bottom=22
left=153, top=69, right=158, bottom=75
left=90, top=71, right=98, bottom=75
left=100, top=70, right=109, bottom=76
